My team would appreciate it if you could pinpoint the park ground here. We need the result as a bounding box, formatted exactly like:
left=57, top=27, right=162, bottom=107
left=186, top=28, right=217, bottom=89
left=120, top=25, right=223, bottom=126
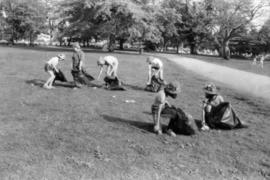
left=0, top=46, right=270, bottom=180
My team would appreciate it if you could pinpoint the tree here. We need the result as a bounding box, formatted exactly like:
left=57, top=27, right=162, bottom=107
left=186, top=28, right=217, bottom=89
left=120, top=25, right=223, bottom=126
left=180, top=1, right=213, bottom=54
left=155, top=2, right=182, bottom=51
left=1, top=0, right=47, bottom=45
left=210, top=0, right=263, bottom=59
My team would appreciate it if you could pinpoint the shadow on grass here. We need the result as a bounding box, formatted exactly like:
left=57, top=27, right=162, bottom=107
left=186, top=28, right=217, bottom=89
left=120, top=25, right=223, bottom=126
left=194, top=119, right=203, bottom=129
left=25, top=79, right=75, bottom=88
left=26, top=79, right=45, bottom=87
left=101, top=114, right=153, bottom=134
left=124, top=84, right=146, bottom=91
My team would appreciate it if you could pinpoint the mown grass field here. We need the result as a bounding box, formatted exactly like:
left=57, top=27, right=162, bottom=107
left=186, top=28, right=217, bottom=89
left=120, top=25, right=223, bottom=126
left=0, top=46, right=270, bottom=180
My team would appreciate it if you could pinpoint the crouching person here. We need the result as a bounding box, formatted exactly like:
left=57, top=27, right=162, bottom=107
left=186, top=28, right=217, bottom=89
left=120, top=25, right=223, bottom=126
left=97, top=56, right=125, bottom=90
left=43, top=54, right=65, bottom=89
left=151, top=81, right=180, bottom=135
left=201, top=83, right=247, bottom=131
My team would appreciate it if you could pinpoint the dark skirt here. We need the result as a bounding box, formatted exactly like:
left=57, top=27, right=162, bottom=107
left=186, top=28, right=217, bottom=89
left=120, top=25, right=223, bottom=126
left=205, top=102, right=242, bottom=129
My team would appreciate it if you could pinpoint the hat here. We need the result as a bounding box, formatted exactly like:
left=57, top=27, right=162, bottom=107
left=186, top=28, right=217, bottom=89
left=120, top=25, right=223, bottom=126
left=97, top=57, right=105, bottom=66
left=164, top=81, right=181, bottom=98
left=203, top=83, right=218, bottom=95
left=57, top=54, right=65, bottom=60
left=72, top=42, right=80, bottom=49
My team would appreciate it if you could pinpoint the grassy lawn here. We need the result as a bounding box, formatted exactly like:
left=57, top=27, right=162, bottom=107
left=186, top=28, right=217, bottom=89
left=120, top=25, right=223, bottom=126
left=176, top=54, right=270, bottom=77
left=0, top=46, right=270, bottom=180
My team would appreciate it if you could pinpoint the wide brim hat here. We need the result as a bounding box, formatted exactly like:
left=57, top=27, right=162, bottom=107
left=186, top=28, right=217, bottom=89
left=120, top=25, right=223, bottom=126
left=203, top=83, right=218, bottom=95
left=57, top=54, right=65, bottom=60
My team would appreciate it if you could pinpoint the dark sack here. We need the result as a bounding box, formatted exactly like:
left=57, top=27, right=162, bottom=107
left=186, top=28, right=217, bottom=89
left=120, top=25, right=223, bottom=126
left=71, top=68, right=95, bottom=86
left=104, top=76, right=126, bottom=91
left=145, top=76, right=164, bottom=92
left=53, top=69, right=68, bottom=82
left=205, top=102, right=242, bottom=129
left=166, top=106, right=196, bottom=135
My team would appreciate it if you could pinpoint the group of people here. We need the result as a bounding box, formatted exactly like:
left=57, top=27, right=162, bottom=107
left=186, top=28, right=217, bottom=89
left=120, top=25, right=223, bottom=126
left=43, top=42, right=247, bottom=136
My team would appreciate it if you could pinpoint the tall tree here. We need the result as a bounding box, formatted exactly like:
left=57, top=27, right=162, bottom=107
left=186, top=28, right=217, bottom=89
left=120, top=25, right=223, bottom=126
left=1, top=0, right=47, bottom=44
left=210, top=0, right=263, bottom=59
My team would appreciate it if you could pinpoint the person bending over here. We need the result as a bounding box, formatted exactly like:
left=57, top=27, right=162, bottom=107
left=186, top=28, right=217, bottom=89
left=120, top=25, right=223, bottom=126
left=43, top=54, right=65, bottom=89
left=97, top=55, right=119, bottom=80
left=146, top=56, right=164, bottom=85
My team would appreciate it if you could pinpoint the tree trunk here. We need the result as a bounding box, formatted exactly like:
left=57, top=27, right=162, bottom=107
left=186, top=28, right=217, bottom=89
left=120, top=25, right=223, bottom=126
left=190, top=43, right=198, bottom=55
left=222, top=40, right=230, bottom=60
left=119, top=39, right=125, bottom=50
left=68, top=37, right=72, bottom=46
left=108, top=34, right=115, bottom=52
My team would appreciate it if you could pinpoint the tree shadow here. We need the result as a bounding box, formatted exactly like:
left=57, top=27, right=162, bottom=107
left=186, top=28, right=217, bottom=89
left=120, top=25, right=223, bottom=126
left=101, top=114, right=153, bottom=133
left=124, top=84, right=146, bottom=92
left=194, top=119, right=203, bottom=129
left=25, top=79, right=45, bottom=87
left=25, top=79, right=75, bottom=88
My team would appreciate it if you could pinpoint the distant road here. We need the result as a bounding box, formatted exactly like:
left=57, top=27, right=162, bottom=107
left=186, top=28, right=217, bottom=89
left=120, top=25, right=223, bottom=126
left=158, top=54, right=270, bottom=102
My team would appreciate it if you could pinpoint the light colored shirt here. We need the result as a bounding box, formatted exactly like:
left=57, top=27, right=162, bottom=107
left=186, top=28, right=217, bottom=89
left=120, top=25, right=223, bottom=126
left=207, top=95, right=224, bottom=107
left=47, top=57, right=59, bottom=69
left=149, top=58, right=163, bottom=69
left=104, top=56, right=118, bottom=67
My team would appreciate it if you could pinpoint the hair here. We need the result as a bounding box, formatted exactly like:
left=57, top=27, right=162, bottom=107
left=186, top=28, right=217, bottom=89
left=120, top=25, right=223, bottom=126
left=97, top=57, right=105, bottom=66
left=146, top=56, right=154, bottom=63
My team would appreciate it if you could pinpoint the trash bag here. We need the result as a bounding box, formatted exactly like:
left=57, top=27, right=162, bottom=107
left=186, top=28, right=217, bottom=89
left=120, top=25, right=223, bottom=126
left=205, top=102, right=243, bottom=129
left=145, top=76, right=164, bottom=92
left=71, top=68, right=95, bottom=86
left=165, top=106, right=196, bottom=135
left=104, top=76, right=126, bottom=91
left=53, top=69, right=68, bottom=84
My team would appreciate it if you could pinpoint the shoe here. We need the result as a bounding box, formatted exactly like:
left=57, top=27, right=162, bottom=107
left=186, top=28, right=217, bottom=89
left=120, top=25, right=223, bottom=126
left=154, top=125, right=162, bottom=135
left=167, top=129, right=176, bottom=137
left=43, top=85, right=50, bottom=89
left=157, top=129, right=162, bottom=135
left=201, top=125, right=210, bottom=131
left=235, top=122, right=248, bottom=129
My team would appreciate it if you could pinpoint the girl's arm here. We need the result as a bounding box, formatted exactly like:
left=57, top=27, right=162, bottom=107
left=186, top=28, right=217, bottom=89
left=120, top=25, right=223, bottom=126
left=106, top=65, right=113, bottom=76
left=147, top=65, right=152, bottom=84
left=97, top=67, right=103, bottom=80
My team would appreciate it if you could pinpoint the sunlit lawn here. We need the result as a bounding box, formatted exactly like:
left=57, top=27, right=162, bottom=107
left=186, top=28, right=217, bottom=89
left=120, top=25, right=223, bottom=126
left=0, top=46, right=269, bottom=179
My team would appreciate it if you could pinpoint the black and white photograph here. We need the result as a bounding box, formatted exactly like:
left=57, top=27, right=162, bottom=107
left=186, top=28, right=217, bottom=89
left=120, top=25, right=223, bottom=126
left=0, top=0, right=270, bottom=179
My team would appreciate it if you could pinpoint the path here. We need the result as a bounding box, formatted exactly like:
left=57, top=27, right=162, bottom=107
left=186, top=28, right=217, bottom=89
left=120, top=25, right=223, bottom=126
left=157, top=54, right=270, bottom=102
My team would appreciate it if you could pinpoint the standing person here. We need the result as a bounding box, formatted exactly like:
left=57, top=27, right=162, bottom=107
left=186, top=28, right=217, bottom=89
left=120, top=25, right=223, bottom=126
left=252, top=55, right=257, bottom=65
left=71, top=42, right=84, bottom=88
left=151, top=82, right=180, bottom=135
left=146, top=56, right=164, bottom=85
left=97, top=55, right=119, bottom=80
left=259, top=54, right=265, bottom=69
left=43, top=54, right=65, bottom=89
